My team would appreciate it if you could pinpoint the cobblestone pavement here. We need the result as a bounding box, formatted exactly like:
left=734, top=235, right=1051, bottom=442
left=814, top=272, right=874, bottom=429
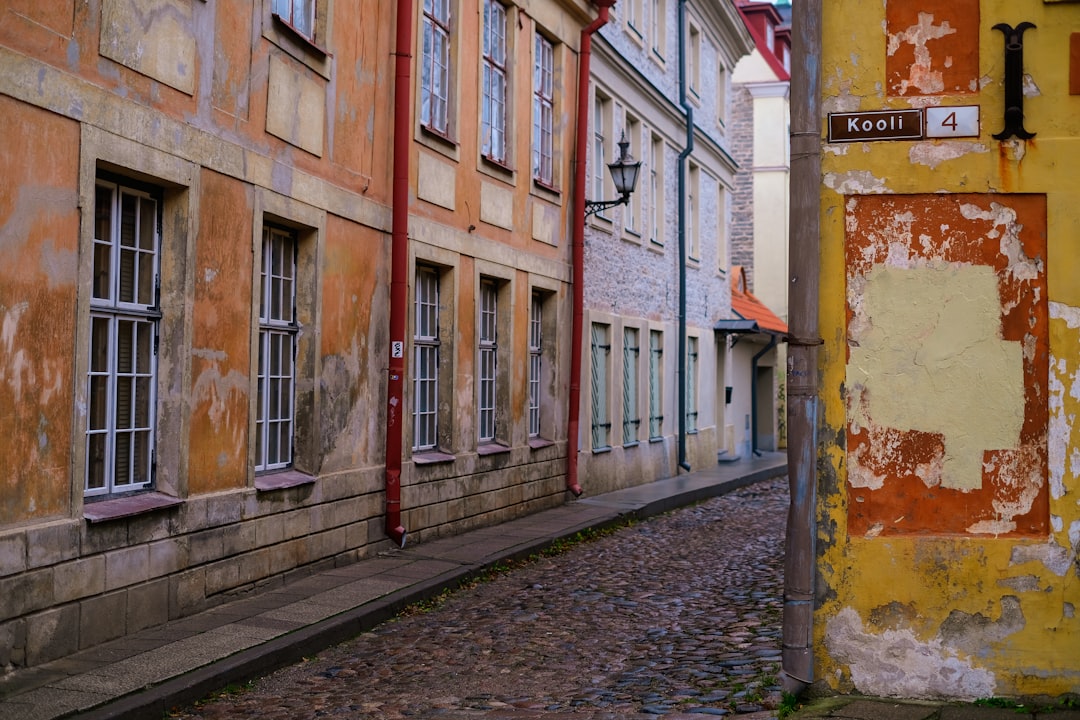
left=170, top=477, right=789, bottom=720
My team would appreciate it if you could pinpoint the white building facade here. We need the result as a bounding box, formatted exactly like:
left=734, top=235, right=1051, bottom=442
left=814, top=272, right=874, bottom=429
left=578, top=0, right=754, bottom=494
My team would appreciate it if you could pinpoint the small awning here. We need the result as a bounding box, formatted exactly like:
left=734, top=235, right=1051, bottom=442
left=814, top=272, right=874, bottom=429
left=713, top=318, right=763, bottom=334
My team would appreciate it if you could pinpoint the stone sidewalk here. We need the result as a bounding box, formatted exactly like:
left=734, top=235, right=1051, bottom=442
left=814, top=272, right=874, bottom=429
left=787, top=696, right=1080, bottom=720
left=0, top=454, right=788, bottom=720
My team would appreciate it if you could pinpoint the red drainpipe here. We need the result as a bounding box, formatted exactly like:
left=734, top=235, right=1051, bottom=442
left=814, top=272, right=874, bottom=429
left=567, top=0, right=615, bottom=497
left=384, top=0, right=414, bottom=547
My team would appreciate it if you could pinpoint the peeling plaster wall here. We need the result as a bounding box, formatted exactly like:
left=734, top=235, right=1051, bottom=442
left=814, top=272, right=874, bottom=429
left=0, top=0, right=595, bottom=671
left=817, top=0, right=1080, bottom=700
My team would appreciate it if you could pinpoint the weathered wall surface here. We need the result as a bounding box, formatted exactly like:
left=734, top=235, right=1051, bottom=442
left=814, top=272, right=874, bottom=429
left=0, top=0, right=592, bottom=670
left=0, top=98, right=79, bottom=526
left=817, top=0, right=1080, bottom=699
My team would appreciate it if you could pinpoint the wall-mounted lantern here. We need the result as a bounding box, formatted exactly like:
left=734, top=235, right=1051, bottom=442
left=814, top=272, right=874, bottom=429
left=584, top=131, right=642, bottom=217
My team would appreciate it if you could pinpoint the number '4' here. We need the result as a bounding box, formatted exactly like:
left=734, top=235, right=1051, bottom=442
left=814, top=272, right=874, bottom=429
left=940, top=112, right=958, bottom=130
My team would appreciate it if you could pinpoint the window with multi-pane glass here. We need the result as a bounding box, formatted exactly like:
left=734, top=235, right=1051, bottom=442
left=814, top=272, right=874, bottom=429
left=533, top=34, right=554, bottom=185
left=272, top=0, right=316, bottom=41
left=623, top=327, right=640, bottom=445
left=422, top=0, right=451, bottom=134
left=86, top=180, right=160, bottom=496
left=482, top=0, right=507, bottom=163
left=478, top=280, right=498, bottom=443
left=686, top=336, right=699, bottom=433
left=257, top=225, right=298, bottom=472
left=649, top=330, right=663, bottom=439
left=528, top=293, right=542, bottom=438
left=592, top=94, right=607, bottom=206
left=591, top=323, right=611, bottom=449
left=414, top=267, right=440, bottom=451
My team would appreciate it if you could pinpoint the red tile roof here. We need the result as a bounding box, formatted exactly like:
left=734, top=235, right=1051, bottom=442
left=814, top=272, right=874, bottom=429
left=729, top=266, right=788, bottom=334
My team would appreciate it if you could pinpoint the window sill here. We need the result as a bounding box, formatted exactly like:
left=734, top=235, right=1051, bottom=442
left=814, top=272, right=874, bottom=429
left=649, top=436, right=664, bottom=444
left=528, top=437, right=555, bottom=450
left=84, top=492, right=183, bottom=524
left=477, top=442, right=511, bottom=456
left=531, top=179, right=562, bottom=204
left=592, top=445, right=612, bottom=455
left=622, top=228, right=643, bottom=245
left=622, top=441, right=640, bottom=449
left=414, top=450, right=456, bottom=465
left=272, top=14, right=330, bottom=57
left=480, top=154, right=516, bottom=182
left=255, top=469, right=316, bottom=492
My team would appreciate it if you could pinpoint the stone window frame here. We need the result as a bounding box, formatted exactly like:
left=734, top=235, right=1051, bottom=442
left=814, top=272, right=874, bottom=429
left=410, top=253, right=457, bottom=463
left=648, top=131, right=665, bottom=249
left=527, top=278, right=560, bottom=449
left=531, top=30, right=556, bottom=189
left=686, top=334, right=699, bottom=434
left=687, top=20, right=702, bottom=103
left=474, top=261, right=514, bottom=453
left=687, top=161, right=701, bottom=264
left=590, top=321, right=612, bottom=452
left=477, top=278, right=499, bottom=444
left=250, top=191, right=324, bottom=490
left=74, top=126, right=197, bottom=520
left=622, top=325, right=641, bottom=447
left=648, top=328, right=664, bottom=441
left=590, top=87, right=614, bottom=225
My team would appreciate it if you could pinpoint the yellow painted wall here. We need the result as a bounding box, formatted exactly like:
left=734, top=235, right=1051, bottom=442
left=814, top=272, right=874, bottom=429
left=816, top=0, right=1080, bottom=699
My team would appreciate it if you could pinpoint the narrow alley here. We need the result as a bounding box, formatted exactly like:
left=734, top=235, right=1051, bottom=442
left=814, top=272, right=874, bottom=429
left=170, top=478, right=788, bottom=719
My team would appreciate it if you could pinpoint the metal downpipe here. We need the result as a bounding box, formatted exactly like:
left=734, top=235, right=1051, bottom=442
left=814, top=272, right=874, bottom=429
left=782, top=0, right=822, bottom=693
left=675, top=0, right=691, bottom=473
left=383, top=0, right=416, bottom=548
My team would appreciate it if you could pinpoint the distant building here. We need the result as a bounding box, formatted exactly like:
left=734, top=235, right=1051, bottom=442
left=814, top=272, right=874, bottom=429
left=578, top=0, right=754, bottom=492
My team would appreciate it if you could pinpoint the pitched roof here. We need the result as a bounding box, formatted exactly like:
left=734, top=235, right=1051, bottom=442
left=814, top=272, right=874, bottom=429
left=727, top=266, right=788, bottom=335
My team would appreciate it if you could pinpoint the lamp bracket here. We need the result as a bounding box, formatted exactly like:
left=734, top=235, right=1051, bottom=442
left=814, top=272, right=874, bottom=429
left=584, top=194, right=630, bottom=217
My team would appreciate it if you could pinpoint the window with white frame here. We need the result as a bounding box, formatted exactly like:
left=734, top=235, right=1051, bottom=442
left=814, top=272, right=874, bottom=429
left=421, top=0, right=452, bottom=135
left=533, top=33, right=555, bottom=185
left=625, top=115, right=642, bottom=234
left=649, top=132, right=664, bottom=246
left=686, top=335, right=698, bottom=433
left=256, top=224, right=298, bottom=472
left=482, top=0, right=508, bottom=163
left=596, top=94, right=604, bottom=207
left=590, top=323, right=611, bottom=450
left=687, top=162, right=700, bottom=262
left=623, top=327, right=640, bottom=445
left=414, top=266, right=441, bottom=451
left=627, top=0, right=643, bottom=37
left=273, top=0, right=317, bottom=42
left=528, top=292, right=543, bottom=438
left=717, top=61, right=730, bottom=127
left=478, top=279, right=498, bottom=443
left=649, top=329, right=663, bottom=439
left=717, top=185, right=729, bottom=273
left=650, top=0, right=665, bottom=59
left=688, top=23, right=701, bottom=98
left=86, top=178, right=160, bottom=497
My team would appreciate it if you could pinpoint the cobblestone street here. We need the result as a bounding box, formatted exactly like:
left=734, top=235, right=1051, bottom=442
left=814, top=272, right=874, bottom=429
left=170, top=477, right=789, bottom=720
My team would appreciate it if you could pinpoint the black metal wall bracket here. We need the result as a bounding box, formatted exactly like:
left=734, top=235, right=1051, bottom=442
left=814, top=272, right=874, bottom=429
left=993, top=22, right=1036, bottom=140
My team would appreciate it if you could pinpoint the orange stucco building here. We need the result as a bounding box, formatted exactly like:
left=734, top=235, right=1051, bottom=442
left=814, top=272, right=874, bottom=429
left=0, top=0, right=597, bottom=669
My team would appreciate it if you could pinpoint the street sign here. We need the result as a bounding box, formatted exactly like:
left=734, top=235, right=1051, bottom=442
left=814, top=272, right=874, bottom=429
left=828, top=109, right=924, bottom=143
